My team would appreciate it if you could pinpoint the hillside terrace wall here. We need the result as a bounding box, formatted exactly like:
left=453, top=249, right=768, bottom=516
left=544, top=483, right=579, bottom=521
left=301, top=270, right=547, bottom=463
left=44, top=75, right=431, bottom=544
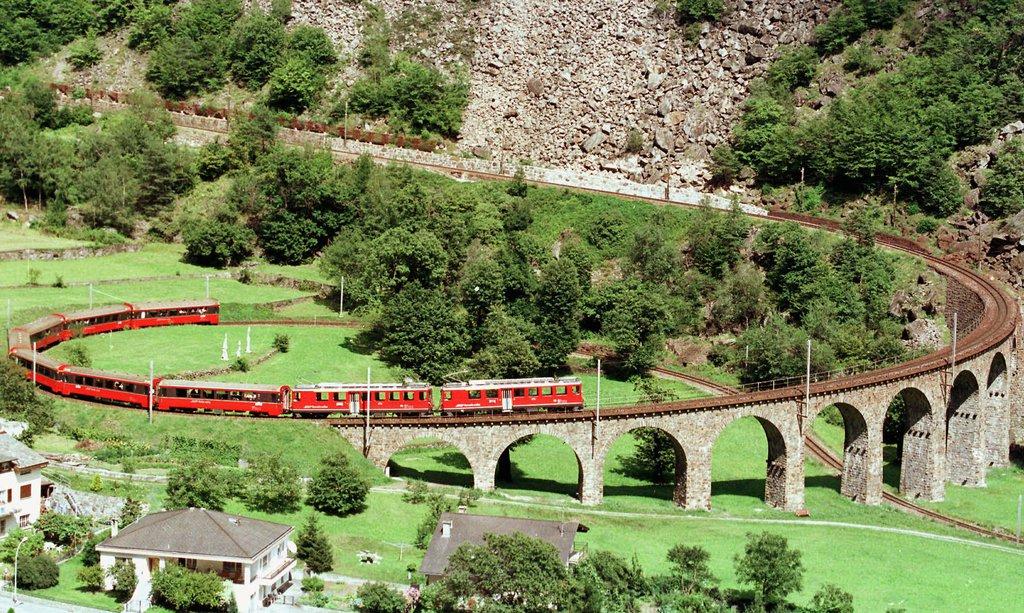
left=0, top=243, right=142, bottom=262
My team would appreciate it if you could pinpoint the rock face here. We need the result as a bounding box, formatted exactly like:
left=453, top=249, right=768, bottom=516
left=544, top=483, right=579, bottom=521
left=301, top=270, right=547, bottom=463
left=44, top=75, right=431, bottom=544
left=279, top=0, right=839, bottom=187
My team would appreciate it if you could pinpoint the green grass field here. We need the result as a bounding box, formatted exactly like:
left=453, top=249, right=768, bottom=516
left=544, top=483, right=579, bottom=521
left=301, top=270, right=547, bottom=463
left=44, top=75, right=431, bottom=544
left=0, top=243, right=210, bottom=287
left=0, top=222, right=89, bottom=251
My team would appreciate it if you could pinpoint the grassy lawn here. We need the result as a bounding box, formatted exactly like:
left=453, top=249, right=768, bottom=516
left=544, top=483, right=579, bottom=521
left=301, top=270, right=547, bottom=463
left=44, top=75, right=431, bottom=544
left=254, top=261, right=331, bottom=284
left=26, top=555, right=119, bottom=611
left=0, top=222, right=89, bottom=251
left=5, top=279, right=310, bottom=320
left=0, top=243, right=209, bottom=287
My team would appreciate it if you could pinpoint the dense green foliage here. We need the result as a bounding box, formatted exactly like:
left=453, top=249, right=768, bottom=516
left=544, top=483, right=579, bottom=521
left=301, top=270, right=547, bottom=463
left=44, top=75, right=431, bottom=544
left=34, top=512, right=92, bottom=546
left=980, top=140, right=1024, bottom=218
left=151, top=564, right=228, bottom=611
left=0, top=356, right=56, bottom=442
left=108, top=559, right=137, bottom=602
left=242, top=454, right=303, bottom=513
left=76, top=564, right=106, bottom=592
left=295, top=513, right=334, bottom=573
left=165, top=459, right=228, bottom=511
left=674, top=0, right=725, bottom=23
left=16, top=554, right=59, bottom=590
left=183, top=220, right=256, bottom=268
left=306, top=452, right=369, bottom=516
left=734, top=532, right=804, bottom=607
left=229, top=11, right=286, bottom=90
left=355, top=582, right=405, bottom=613
left=146, top=0, right=241, bottom=99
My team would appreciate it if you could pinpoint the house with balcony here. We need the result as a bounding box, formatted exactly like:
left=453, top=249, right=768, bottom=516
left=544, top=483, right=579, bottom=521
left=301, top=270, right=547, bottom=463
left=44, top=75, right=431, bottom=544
left=0, top=433, right=51, bottom=536
left=97, top=508, right=296, bottom=612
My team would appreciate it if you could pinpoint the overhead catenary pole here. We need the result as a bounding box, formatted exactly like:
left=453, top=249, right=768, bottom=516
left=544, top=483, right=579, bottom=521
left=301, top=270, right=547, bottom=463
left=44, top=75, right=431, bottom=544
left=951, top=311, right=959, bottom=371
left=805, top=339, right=812, bottom=406
left=89, top=284, right=94, bottom=309
left=339, top=277, right=345, bottom=317
left=245, top=326, right=251, bottom=353
left=205, top=275, right=211, bottom=299
left=148, top=360, right=154, bottom=424
left=364, top=366, right=371, bottom=455
left=596, top=358, right=601, bottom=424
left=31, top=341, right=37, bottom=385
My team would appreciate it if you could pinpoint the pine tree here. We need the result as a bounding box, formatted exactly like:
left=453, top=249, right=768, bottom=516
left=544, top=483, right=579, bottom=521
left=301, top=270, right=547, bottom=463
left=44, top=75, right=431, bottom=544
left=306, top=452, right=369, bottom=516
left=295, top=513, right=334, bottom=574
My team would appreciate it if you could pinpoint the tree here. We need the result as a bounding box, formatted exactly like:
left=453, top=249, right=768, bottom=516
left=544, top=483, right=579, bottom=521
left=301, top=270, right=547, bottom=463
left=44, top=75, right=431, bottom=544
left=77, top=564, right=106, bottom=592
left=119, top=497, right=143, bottom=528
left=623, top=427, right=679, bottom=483
left=229, top=11, right=285, bottom=89
left=766, top=45, right=818, bottom=92
left=360, top=228, right=449, bottom=299
left=811, top=583, right=855, bottom=613
left=734, top=532, right=804, bottom=608
left=434, top=533, right=573, bottom=611
left=576, top=550, right=647, bottom=611
left=228, top=105, right=279, bottom=165
left=295, top=513, right=334, bottom=574
left=0, top=359, right=54, bottom=442
left=414, top=493, right=452, bottom=550
left=980, top=140, right=1024, bottom=219
left=376, top=284, right=468, bottom=384
left=165, top=460, right=228, bottom=511
left=127, top=3, right=172, bottom=51
left=533, top=258, right=583, bottom=372
left=355, top=582, right=405, bottom=613
left=243, top=454, right=303, bottom=513
left=469, top=307, right=540, bottom=379
left=0, top=529, right=43, bottom=563
left=183, top=220, right=256, bottom=268
left=146, top=34, right=229, bottom=99
left=267, top=56, right=326, bottom=113
left=81, top=533, right=104, bottom=566
left=667, top=543, right=716, bottom=594
left=34, top=512, right=91, bottom=545
left=286, top=25, right=337, bottom=65
left=687, top=203, right=750, bottom=279
left=109, top=559, right=137, bottom=602
left=67, top=33, right=102, bottom=70
left=601, top=281, right=672, bottom=375
left=16, top=554, right=59, bottom=589
left=151, top=564, right=227, bottom=611
left=306, top=452, right=369, bottom=516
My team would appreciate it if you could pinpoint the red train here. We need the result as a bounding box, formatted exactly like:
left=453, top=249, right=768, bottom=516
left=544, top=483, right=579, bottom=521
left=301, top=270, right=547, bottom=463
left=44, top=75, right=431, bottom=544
left=6, top=300, right=587, bottom=418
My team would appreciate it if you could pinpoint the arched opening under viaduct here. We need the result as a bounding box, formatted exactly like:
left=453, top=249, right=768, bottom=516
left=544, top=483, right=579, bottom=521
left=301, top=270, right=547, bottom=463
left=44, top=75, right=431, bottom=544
left=947, top=370, right=985, bottom=486
left=493, top=434, right=584, bottom=502
left=807, top=403, right=871, bottom=503
left=602, top=427, right=687, bottom=506
left=711, top=416, right=789, bottom=509
left=385, top=437, right=474, bottom=488
left=884, top=388, right=942, bottom=500
left=985, top=352, right=1009, bottom=466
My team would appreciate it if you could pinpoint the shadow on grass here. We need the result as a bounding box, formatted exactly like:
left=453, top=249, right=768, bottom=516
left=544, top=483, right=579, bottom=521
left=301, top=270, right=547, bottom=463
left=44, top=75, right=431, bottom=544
left=497, top=474, right=578, bottom=498
left=342, top=330, right=378, bottom=356
left=387, top=460, right=473, bottom=488
left=883, top=444, right=902, bottom=490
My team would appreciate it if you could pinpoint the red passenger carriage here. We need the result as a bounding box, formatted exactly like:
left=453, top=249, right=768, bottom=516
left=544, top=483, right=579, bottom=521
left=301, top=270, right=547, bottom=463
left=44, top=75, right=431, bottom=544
left=18, top=314, right=67, bottom=350
left=440, top=377, right=584, bottom=413
left=9, top=348, right=66, bottom=394
left=129, top=300, right=219, bottom=329
left=156, top=380, right=289, bottom=416
left=291, top=382, right=433, bottom=416
left=62, top=366, right=150, bottom=407
left=7, top=328, right=31, bottom=353
left=63, top=304, right=134, bottom=337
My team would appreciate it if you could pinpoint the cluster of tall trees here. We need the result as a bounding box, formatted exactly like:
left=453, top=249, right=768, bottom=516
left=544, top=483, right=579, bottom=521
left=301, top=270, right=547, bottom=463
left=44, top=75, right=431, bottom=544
left=721, top=0, right=1024, bottom=219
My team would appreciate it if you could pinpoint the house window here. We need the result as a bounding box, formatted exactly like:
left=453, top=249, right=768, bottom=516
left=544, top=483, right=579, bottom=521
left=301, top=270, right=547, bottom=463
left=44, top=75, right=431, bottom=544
left=178, top=558, right=197, bottom=570
left=19, top=484, right=30, bottom=499
left=18, top=515, right=29, bottom=528
left=0, top=519, right=6, bottom=533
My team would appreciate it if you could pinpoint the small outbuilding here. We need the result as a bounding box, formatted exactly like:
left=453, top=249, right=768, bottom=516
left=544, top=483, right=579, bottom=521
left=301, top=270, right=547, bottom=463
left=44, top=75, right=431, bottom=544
left=419, top=512, right=587, bottom=582
left=97, top=508, right=295, bottom=612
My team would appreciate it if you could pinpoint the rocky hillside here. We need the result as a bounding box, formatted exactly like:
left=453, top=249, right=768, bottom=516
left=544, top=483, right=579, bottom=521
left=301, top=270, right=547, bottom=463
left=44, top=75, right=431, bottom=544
left=281, top=0, right=838, bottom=187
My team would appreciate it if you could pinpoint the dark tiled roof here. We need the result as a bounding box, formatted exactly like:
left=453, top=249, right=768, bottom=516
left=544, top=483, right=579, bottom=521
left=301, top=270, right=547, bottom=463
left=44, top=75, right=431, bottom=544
left=97, top=509, right=291, bottom=560
left=419, top=512, right=584, bottom=577
left=0, top=435, right=47, bottom=469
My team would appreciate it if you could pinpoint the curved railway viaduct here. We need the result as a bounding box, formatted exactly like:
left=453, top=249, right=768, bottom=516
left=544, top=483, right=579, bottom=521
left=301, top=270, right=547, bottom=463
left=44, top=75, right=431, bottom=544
left=333, top=222, right=1021, bottom=512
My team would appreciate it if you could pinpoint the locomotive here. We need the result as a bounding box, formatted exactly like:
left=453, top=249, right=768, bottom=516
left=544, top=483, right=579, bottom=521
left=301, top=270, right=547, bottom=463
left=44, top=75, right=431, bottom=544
left=6, top=300, right=586, bottom=418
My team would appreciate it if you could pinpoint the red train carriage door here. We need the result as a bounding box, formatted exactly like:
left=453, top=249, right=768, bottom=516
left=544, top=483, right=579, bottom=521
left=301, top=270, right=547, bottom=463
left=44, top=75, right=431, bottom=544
left=348, top=392, right=360, bottom=415
left=501, top=389, right=513, bottom=413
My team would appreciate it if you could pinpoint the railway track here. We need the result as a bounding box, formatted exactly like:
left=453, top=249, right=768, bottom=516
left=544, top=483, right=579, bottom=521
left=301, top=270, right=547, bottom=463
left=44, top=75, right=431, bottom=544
left=649, top=367, right=739, bottom=396
left=803, top=435, right=1021, bottom=545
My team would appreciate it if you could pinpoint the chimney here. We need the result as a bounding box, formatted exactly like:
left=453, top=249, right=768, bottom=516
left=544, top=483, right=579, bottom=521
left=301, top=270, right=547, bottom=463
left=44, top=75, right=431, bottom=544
left=457, top=505, right=467, bottom=514
left=110, top=519, right=118, bottom=537
left=441, top=520, right=452, bottom=538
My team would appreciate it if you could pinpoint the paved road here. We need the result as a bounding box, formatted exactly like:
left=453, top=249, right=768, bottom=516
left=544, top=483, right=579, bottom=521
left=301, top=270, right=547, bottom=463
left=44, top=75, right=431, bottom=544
left=0, top=590, right=107, bottom=613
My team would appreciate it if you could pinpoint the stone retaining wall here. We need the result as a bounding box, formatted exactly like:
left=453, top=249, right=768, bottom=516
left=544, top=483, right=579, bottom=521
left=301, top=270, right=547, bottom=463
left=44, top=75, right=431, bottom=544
left=45, top=484, right=148, bottom=522
left=0, top=243, right=142, bottom=262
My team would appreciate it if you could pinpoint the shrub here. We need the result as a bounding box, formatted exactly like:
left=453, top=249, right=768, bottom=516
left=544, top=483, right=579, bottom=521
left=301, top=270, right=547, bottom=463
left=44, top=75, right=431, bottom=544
left=979, top=140, right=1024, bottom=219
left=0, top=529, right=43, bottom=563
left=65, top=344, right=92, bottom=367
left=183, top=220, right=256, bottom=268
left=81, top=534, right=104, bottom=566
left=402, top=480, right=429, bottom=504
left=270, top=0, right=292, bottom=22
left=151, top=564, right=227, bottom=611
left=301, top=576, right=325, bottom=593
left=814, top=8, right=866, bottom=55
left=67, top=34, right=102, bottom=70
left=119, top=497, right=143, bottom=528
left=286, top=25, right=337, bottom=65
left=147, top=35, right=229, bottom=99
left=194, top=142, right=234, bottom=181
left=165, top=460, right=228, bottom=511
left=811, top=583, right=855, bottom=613
left=766, top=45, right=818, bottom=92
left=77, top=564, right=106, bottom=592
left=843, top=43, right=882, bottom=75
left=624, top=128, right=644, bottom=154
left=231, top=356, right=250, bottom=372
left=128, top=3, right=172, bottom=52
left=272, top=333, right=290, bottom=353
left=306, top=452, right=369, bottom=516
left=675, top=0, right=725, bottom=23
left=355, top=582, right=405, bottom=613
left=267, top=56, right=326, bottom=113
left=34, top=512, right=92, bottom=545
left=711, top=144, right=743, bottom=184
left=229, top=11, right=286, bottom=89
left=109, top=560, right=137, bottom=602
left=16, top=554, right=59, bottom=590
left=242, top=454, right=302, bottom=514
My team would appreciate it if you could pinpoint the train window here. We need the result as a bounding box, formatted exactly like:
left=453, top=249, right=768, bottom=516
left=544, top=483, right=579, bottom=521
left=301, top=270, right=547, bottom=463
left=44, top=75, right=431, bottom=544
left=391, top=392, right=401, bottom=401
left=528, top=388, right=538, bottom=396
left=334, top=393, right=345, bottom=401
left=444, top=391, right=451, bottom=400
left=513, top=388, right=524, bottom=397
left=468, top=390, right=481, bottom=399
left=376, top=392, right=387, bottom=401
left=317, top=392, right=330, bottom=401
left=542, top=387, right=552, bottom=395
left=485, top=389, right=498, bottom=399
left=556, top=386, right=566, bottom=395
left=419, top=391, right=427, bottom=401
left=405, top=391, right=415, bottom=401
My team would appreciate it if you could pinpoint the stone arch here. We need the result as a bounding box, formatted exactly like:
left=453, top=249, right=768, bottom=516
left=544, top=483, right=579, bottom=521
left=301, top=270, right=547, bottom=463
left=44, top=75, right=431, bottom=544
left=602, top=427, right=689, bottom=507
left=383, top=436, right=476, bottom=489
left=947, top=370, right=986, bottom=486
left=490, top=433, right=586, bottom=501
left=984, top=352, right=1010, bottom=466
left=710, top=413, right=793, bottom=509
left=811, top=403, right=873, bottom=503
left=890, top=387, right=944, bottom=500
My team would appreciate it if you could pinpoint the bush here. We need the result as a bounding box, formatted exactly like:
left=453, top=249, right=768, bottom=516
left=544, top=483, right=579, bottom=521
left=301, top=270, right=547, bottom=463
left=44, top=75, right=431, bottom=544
left=306, top=452, right=369, bottom=516
left=272, top=333, right=290, bottom=353
left=194, top=142, right=234, bottom=181
left=16, top=554, right=59, bottom=590
left=67, top=34, right=102, bottom=70
left=267, top=56, right=326, bottom=113
left=231, top=356, right=250, bottom=372
left=301, top=576, right=325, bottom=593
left=229, top=11, right=285, bottom=89
left=811, top=583, right=855, bottom=613
left=980, top=140, right=1024, bottom=219
left=77, top=564, right=106, bottom=592
left=165, top=460, right=228, bottom=511
left=34, top=512, right=92, bottom=545
left=109, top=560, right=137, bottom=602
left=151, top=564, right=227, bottom=611
left=286, top=26, right=337, bottom=65
left=270, top=0, right=292, bottom=22
left=65, top=344, right=92, bottom=367
left=81, top=534, right=105, bottom=566
left=675, top=0, right=725, bottom=23
left=355, top=582, right=405, bottom=613
left=843, top=43, right=882, bottom=75
left=128, top=3, right=172, bottom=52
left=147, top=35, right=229, bottom=99
left=814, top=8, right=866, bottom=55
left=402, top=480, right=429, bottom=504
left=711, top=144, right=743, bottom=184
left=766, top=45, right=818, bottom=92
left=183, top=220, right=256, bottom=268
left=625, top=128, right=644, bottom=154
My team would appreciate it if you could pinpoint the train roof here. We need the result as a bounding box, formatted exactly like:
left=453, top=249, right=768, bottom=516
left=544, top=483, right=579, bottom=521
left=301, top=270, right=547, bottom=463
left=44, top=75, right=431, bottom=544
left=9, top=348, right=65, bottom=371
left=130, top=299, right=220, bottom=311
left=20, top=314, right=65, bottom=334
left=7, top=329, right=30, bottom=351
left=157, top=379, right=286, bottom=393
left=442, top=377, right=582, bottom=389
left=63, top=304, right=132, bottom=321
left=294, top=382, right=431, bottom=391
left=62, top=365, right=150, bottom=384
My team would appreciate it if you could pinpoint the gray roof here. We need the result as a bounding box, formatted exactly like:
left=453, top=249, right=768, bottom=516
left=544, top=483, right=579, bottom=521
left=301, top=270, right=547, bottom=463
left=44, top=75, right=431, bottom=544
left=97, top=509, right=292, bottom=560
left=0, top=434, right=47, bottom=470
left=419, top=512, right=585, bottom=577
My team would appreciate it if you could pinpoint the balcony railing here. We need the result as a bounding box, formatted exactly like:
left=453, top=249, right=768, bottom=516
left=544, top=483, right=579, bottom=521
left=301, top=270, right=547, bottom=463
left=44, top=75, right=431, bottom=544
left=216, top=569, right=244, bottom=584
